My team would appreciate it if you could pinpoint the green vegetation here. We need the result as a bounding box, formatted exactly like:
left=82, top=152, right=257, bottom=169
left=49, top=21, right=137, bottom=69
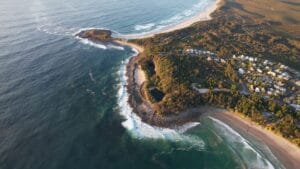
left=129, top=0, right=300, bottom=146
left=138, top=51, right=300, bottom=145
left=132, top=3, right=300, bottom=70
left=204, top=92, right=300, bottom=146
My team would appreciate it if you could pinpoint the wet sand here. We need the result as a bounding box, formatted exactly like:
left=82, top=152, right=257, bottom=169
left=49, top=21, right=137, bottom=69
left=208, top=109, right=300, bottom=169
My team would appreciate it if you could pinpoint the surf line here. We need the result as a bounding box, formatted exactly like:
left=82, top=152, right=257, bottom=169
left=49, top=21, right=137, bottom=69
left=116, top=47, right=203, bottom=147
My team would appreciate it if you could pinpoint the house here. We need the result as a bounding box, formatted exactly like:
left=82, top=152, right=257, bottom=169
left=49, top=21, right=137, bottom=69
left=275, top=69, right=282, bottom=73
left=249, top=85, right=254, bottom=91
left=280, top=87, right=286, bottom=93
left=257, top=69, right=263, bottom=73
left=296, top=80, right=300, bottom=87
left=267, top=90, right=273, bottom=95
left=238, top=68, right=245, bottom=75
left=274, top=84, right=280, bottom=90
left=280, top=65, right=287, bottom=69
left=240, top=55, right=245, bottom=60
left=186, top=49, right=191, bottom=53
left=290, top=104, right=300, bottom=111
left=269, top=61, right=274, bottom=66
left=255, top=87, right=260, bottom=93
left=268, top=71, right=276, bottom=77
left=283, top=76, right=290, bottom=81
left=282, top=72, right=289, bottom=77
left=277, top=81, right=285, bottom=86
left=214, top=58, right=220, bottom=62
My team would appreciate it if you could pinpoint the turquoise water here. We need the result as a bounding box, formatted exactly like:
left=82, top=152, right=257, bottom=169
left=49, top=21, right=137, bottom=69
left=0, top=0, right=284, bottom=168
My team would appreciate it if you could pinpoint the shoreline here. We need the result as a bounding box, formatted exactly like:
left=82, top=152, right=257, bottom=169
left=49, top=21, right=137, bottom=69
left=112, top=0, right=224, bottom=126
left=208, top=110, right=300, bottom=169
left=125, top=53, right=205, bottom=127
left=115, top=1, right=300, bottom=168
left=119, top=0, right=223, bottom=39
left=113, top=40, right=144, bottom=53
left=74, top=0, right=300, bottom=168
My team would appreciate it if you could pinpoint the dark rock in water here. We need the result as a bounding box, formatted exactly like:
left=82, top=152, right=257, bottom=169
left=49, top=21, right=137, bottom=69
left=76, top=29, right=112, bottom=42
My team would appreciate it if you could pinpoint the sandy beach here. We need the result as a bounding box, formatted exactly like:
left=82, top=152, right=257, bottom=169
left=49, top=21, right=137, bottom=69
left=120, top=0, right=223, bottom=39
left=134, top=65, right=146, bottom=86
left=114, top=40, right=144, bottom=53
left=208, top=109, right=300, bottom=169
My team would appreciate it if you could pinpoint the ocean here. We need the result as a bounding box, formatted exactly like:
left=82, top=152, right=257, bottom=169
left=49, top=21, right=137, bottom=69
left=0, top=0, right=284, bottom=168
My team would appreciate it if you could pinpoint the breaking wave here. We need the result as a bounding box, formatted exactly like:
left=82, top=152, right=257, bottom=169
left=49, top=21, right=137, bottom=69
left=161, top=0, right=213, bottom=25
left=116, top=48, right=204, bottom=150
left=119, top=0, right=215, bottom=39
left=76, top=36, right=107, bottom=49
left=134, top=23, right=155, bottom=31
left=107, top=44, right=125, bottom=50
left=209, top=117, right=276, bottom=169
left=75, top=36, right=124, bottom=50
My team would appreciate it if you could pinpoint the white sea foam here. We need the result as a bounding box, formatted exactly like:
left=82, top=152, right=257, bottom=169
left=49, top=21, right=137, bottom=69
left=118, top=0, right=215, bottom=40
left=75, top=36, right=125, bottom=50
left=89, top=70, right=96, bottom=82
left=131, top=48, right=139, bottom=55
left=76, top=37, right=107, bottom=49
left=174, top=122, right=201, bottom=133
left=209, top=117, right=276, bottom=169
left=159, top=0, right=211, bottom=25
left=107, top=44, right=125, bottom=50
left=134, top=23, right=155, bottom=31
left=116, top=50, right=204, bottom=150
